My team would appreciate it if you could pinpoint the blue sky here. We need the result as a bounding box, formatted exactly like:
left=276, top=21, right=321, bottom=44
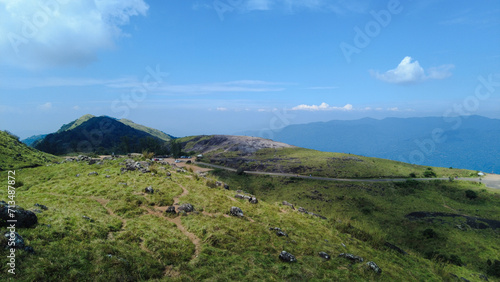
left=0, top=0, right=499, bottom=139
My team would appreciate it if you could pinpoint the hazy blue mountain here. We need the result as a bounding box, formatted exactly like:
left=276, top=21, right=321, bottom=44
left=247, top=116, right=499, bottom=173
left=21, top=134, right=48, bottom=147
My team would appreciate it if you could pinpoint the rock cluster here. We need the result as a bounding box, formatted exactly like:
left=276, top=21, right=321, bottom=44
left=0, top=201, right=37, bottom=228
left=230, top=206, right=244, bottom=217
left=338, top=253, right=364, bottom=263
left=145, top=186, right=154, bottom=194
left=279, top=251, right=296, bottom=263
left=178, top=203, right=194, bottom=213
left=319, top=252, right=330, bottom=260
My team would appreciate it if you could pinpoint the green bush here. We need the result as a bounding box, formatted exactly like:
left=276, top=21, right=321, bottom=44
left=424, top=168, right=437, bottom=178
left=465, top=189, right=478, bottom=200
left=487, top=259, right=500, bottom=277
left=423, top=228, right=438, bottom=239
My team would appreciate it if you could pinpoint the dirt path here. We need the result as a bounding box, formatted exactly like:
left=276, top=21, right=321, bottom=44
left=146, top=183, right=202, bottom=262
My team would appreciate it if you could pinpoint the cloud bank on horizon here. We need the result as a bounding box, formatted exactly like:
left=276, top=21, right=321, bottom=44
left=0, top=0, right=149, bottom=69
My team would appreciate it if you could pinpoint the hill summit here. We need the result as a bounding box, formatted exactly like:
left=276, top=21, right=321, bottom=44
left=34, top=115, right=170, bottom=155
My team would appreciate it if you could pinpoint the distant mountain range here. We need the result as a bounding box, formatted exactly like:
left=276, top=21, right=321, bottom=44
left=26, top=115, right=173, bottom=155
left=245, top=115, right=499, bottom=173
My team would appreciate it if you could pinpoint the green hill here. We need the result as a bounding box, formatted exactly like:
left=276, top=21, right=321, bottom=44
left=2, top=155, right=498, bottom=281
left=119, top=118, right=174, bottom=141
left=0, top=130, right=59, bottom=171
left=57, top=114, right=96, bottom=133
left=34, top=116, right=169, bottom=155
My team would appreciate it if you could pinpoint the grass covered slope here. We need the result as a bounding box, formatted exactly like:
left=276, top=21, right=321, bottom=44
left=0, top=130, right=59, bottom=171
left=0, top=157, right=482, bottom=281
left=119, top=118, right=174, bottom=141
left=200, top=146, right=475, bottom=179
left=212, top=169, right=500, bottom=280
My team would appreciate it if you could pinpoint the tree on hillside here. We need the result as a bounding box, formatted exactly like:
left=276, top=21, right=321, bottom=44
left=170, top=139, right=182, bottom=158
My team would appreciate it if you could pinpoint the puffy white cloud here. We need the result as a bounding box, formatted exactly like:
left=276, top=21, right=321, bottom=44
left=371, top=56, right=454, bottom=84
left=0, top=0, right=148, bottom=69
left=291, top=102, right=353, bottom=111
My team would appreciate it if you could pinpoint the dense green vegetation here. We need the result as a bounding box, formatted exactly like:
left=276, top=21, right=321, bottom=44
left=212, top=169, right=500, bottom=280
left=0, top=130, right=59, bottom=171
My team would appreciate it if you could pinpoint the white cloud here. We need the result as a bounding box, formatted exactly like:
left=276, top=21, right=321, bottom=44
left=216, top=107, right=228, bottom=111
left=37, top=102, right=52, bottom=111
left=73, top=105, right=80, bottom=110
left=291, top=102, right=353, bottom=111
left=371, top=56, right=454, bottom=84
left=0, top=0, right=148, bottom=69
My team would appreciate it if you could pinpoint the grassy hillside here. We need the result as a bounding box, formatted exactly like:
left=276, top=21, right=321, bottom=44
left=0, top=130, right=59, bottom=171
left=212, top=169, right=500, bottom=280
left=1, top=157, right=491, bottom=280
left=199, top=146, right=475, bottom=179
left=119, top=119, right=174, bottom=141
left=57, top=114, right=96, bottom=133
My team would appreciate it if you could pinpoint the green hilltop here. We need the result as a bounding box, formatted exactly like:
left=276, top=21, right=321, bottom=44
left=57, top=114, right=96, bottom=133
left=119, top=118, right=173, bottom=142
left=0, top=130, right=59, bottom=171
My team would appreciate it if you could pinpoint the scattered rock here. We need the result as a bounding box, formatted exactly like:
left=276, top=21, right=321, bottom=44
left=118, top=182, right=127, bottom=186
left=279, top=251, right=297, bottom=263
left=24, top=246, right=35, bottom=254
left=224, top=184, right=230, bottom=190
left=366, top=261, right=382, bottom=274
left=338, top=253, right=364, bottom=263
left=4, top=231, right=25, bottom=248
left=282, top=201, right=295, bottom=210
left=178, top=203, right=194, bottom=213
left=276, top=230, right=288, bottom=237
left=82, top=216, right=94, bottom=222
left=297, top=207, right=327, bottom=219
left=165, top=206, right=176, bottom=214
left=76, top=174, right=80, bottom=177
left=78, top=155, right=90, bottom=161
left=319, top=252, right=331, bottom=260
left=0, top=202, right=38, bottom=228
left=215, top=181, right=223, bottom=187
left=105, top=175, right=111, bottom=178
left=230, top=206, right=244, bottom=217
left=235, top=194, right=252, bottom=200
left=88, top=171, right=99, bottom=176
left=384, top=242, right=407, bottom=255
left=166, top=172, right=171, bottom=176
left=145, top=186, right=154, bottom=194
left=249, top=197, right=258, bottom=204
left=34, top=203, right=48, bottom=210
